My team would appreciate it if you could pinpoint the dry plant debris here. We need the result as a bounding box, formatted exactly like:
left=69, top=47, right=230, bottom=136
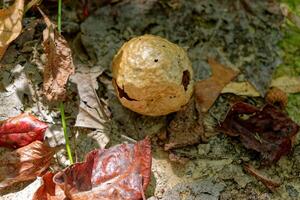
left=244, top=163, right=281, bottom=192
left=32, top=172, right=66, bottom=200
left=0, top=0, right=24, bottom=61
left=165, top=97, right=204, bottom=150
left=265, top=87, right=288, bottom=109
left=0, top=141, right=54, bottom=190
left=195, top=58, right=238, bottom=113
left=220, top=102, right=299, bottom=164
left=70, top=65, right=109, bottom=129
left=0, top=0, right=300, bottom=199
left=222, top=76, right=300, bottom=97
left=39, top=8, right=74, bottom=101
left=33, top=138, right=152, bottom=200
left=0, top=113, right=48, bottom=148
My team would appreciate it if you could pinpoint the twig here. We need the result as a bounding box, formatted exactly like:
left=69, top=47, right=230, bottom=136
left=244, top=163, right=281, bottom=192
left=92, top=87, right=109, bottom=121
left=24, top=0, right=42, bottom=13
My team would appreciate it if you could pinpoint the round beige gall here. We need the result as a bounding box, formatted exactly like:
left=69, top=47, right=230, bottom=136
left=112, top=34, right=194, bottom=116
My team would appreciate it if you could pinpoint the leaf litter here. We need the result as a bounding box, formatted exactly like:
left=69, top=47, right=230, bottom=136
left=0, top=0, right=24, bottom=61
left=33, top=138, right=152, bottom=200
left=0, top=113, right=48, bottom=148
left=39, top=8, right=74, bottom=102
left=0, top=140, right=54, bottom=190
left=219, top=102, right=299, bottom=164
left=70, top=64, right=109, bottom=130
left=165, top=96, right=204, bottom=150
left=195, top=58, right=238, bottom=113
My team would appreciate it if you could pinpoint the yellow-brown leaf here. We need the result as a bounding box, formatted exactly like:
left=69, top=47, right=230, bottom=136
left=0, top=0, right=24, bottom=61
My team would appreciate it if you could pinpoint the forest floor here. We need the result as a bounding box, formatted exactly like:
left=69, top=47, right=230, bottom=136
left=1, top=0, right=300, bottom=200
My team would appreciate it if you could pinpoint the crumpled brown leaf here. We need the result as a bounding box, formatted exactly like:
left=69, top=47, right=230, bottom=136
left=0, top=113, right=48, bottom=148
left=0, top=140, right=54, bottom=189
left=34, top=138, right=152, bottom=200
left=195, top=58, right=238, bottom=112
left=165, top=97, right=204, bottom=150
left=39, top=8, right=74, bottom=101
left=219, top=102, right=299, bottom=164
left=0, top=0, right=24, bottom=61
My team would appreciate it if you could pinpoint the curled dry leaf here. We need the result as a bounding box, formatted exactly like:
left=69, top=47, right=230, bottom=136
left=219, top=102, right=299, bottom=164
left=222, top=81, right=260, bottom=97
left=0, top=0, right=24, bottom=61
left=34, top=138, right=152, bottom=200
left=39, top=8, right=74, bottom=101
left=0, top=140, right=54, bottom=189
left=244, top=163, right=281, bottom=192
left=195, top=58, right=238, bottom=113
left=222, top=76, right=300, bottom=97
left=271, top=76, right=300, bottom=94
left=70, top=65, right=109, bottom=129
left=0, top=113, right=48, bottom=148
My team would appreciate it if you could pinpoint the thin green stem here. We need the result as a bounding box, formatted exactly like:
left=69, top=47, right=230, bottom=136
left=57, top=0, right=73, bottom=165
left=57, top=0, right=62, bottom=33
left=60, top=102, right=74, bottom=164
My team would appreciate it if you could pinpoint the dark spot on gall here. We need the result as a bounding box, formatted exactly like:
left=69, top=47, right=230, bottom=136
left=113, top=79, right=137, bottom=101
left=181, top=70, right=190, bottom=91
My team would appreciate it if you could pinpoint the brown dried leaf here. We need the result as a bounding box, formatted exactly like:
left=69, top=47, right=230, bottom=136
left=219, top=102, right=299, bottom=164
left=244, top=163, right=281, bottom=192
left=39, top=8, right=74, bottom=101
left=0, top=141, right=54, bottom=189
left=195, top=58, right=238, bottom=112
left=0, top=0, right=24, bottom=61
left=34, top=139, right=152, bottom=200
left=165, top=97, right=204, bottom=150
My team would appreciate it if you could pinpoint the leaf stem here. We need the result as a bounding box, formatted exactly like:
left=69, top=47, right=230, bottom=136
left=60, top=102, right=74, bottom=164
left=57, top=0, right=62, bottom=33
left=57, top=0, right=73, bottom=165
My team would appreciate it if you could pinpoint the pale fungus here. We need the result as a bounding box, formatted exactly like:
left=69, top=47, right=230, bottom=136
left=112, top=35, right=194, bottom=116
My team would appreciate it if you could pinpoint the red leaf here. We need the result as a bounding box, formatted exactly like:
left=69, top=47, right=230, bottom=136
left=33, top=172, right=66, bottom=200
left=34, top=138, right=152, bottom=200
left=219, top=102, right=299, bottom=164
left=0, top=113, right=48, bottom=148
left=0, top=141, right=54, bottom=189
